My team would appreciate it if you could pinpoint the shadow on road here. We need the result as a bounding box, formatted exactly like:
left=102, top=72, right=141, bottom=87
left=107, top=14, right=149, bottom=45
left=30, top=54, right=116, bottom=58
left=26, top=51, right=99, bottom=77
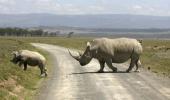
left=71, top=71, right=128, bottom=75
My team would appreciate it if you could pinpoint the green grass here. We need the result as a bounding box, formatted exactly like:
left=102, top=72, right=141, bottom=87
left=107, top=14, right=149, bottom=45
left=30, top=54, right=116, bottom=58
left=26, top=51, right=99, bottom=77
left=142, top=40, right=170, bottom=77
left=11, top=37, right=91, bottom=50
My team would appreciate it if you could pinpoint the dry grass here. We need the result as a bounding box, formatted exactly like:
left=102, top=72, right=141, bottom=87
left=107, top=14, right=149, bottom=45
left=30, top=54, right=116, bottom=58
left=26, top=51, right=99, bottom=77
left=142, top=39, right=170, bottom=77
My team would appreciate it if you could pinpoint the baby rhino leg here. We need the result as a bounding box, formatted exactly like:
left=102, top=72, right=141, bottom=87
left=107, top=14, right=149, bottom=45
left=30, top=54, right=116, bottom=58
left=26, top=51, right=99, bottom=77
left=39, top=63, right=47, bottom=77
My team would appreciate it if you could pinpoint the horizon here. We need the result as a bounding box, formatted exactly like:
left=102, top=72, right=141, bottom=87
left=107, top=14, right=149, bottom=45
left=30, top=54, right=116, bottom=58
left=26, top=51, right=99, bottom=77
left=0, top=13, right=170, bottom=29
left=0, top=13, right=170, bottom=17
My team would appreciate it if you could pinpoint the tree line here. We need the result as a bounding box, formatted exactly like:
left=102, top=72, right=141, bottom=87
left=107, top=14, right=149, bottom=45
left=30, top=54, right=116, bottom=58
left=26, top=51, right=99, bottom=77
left=0, top=28, right=60, bottom=37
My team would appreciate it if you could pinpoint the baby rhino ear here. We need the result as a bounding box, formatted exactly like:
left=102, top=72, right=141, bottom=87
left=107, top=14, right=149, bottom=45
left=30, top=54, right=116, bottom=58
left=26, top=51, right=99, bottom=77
left=87, top=42, right=91, bottom=47
left=11, top=51, right=18, bottom=56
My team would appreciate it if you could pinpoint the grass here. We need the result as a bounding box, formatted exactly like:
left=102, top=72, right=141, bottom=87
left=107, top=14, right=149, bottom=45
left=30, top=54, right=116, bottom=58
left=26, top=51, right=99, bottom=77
left=141, top=39, right=170, bottom=77
left=16, top=37, right=91, bottom=50
left=0, top=37, right=50, bottom=100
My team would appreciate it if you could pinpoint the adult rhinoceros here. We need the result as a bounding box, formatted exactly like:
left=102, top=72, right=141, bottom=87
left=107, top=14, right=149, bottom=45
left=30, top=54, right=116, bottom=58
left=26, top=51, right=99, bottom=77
left=68, top=37, right=143, bottom=72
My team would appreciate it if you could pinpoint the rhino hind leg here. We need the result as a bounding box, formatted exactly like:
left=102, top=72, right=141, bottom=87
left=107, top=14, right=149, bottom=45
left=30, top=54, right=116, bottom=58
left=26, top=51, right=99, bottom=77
left=126, top=61, right=135, bottom=72
left=41, top=72, right=47, bottom=77
left=106, top=60, right=117, bottom=72
left=126, top=55, right=140, bottom=72
left=44, top=68, right=48, bottom=77
left=39, top=64, right=47, bottom=77
left=98, top=60, right=105, bottom=73
left=134, top=59, right=141, bottom=72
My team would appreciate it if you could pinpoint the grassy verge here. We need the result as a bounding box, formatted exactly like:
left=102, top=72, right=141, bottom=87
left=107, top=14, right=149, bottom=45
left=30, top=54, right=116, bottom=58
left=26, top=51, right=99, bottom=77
left=11, top=37, right=91, bottom=50
left=142, top=39, right=170, bottom=77
left=0, top=37, right=50, bottom=100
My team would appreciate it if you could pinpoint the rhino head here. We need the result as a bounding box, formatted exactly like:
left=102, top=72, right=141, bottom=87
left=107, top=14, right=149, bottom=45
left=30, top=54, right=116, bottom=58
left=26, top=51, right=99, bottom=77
left=68, top=42, right=93, bottom=66
left=11, top=51, right=21, bottom=64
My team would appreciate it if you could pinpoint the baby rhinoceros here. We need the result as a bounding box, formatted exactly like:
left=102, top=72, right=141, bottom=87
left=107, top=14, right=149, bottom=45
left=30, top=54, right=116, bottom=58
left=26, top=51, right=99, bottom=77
left=11, top=50, right=47, bottom=77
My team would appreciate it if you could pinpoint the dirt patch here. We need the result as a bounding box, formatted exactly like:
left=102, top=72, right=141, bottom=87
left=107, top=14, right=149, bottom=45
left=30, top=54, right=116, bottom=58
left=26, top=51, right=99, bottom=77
left=0, top=77, right=17, bottom=88
left=0, top=76, right=24, bottom=100
left=153, top=45, right=170, bottom=51
left=13, top=85, right=23, bottom=94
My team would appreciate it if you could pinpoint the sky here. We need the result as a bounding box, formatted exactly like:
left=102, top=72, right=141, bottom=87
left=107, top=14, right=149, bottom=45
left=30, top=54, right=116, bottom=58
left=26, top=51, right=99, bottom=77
left=0, top=0, right=170, bottom=16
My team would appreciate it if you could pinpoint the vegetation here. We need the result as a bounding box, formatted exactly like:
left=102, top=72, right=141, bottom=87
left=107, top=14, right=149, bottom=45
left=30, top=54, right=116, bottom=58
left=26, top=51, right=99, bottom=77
left=142, top=40, right=170, bottom=77
left=67, top=32, right=74, bottom=38
left=0, top=28, right=60, bottom=37
left=12, top=37, right=92, bottom=50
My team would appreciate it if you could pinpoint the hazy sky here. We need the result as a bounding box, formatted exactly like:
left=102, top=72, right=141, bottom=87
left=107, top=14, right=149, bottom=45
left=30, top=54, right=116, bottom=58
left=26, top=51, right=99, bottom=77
left=0, top=0, right=169, bottom=16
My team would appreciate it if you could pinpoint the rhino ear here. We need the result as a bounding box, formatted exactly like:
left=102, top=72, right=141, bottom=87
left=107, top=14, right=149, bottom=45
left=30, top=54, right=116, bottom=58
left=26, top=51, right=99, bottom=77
left=87, top=42, right=98, bottom=51
left=86, top=42, right=91, bottom=50
left=11, top=51, right=16, bottom=55
left=87, top=42, right=91, bottom=47
left=11, top=51, right=19, bottom=57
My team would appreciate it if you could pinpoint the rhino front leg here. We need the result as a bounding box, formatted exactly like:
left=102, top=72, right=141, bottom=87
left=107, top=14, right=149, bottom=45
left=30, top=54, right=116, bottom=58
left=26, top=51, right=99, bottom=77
left=23, top=62, right=27, bottom=71
left=106, top=59, right=117, bottom=72
left=18, top=62, right=23, bottom=67
left=98, top=60, right=105, bottom=73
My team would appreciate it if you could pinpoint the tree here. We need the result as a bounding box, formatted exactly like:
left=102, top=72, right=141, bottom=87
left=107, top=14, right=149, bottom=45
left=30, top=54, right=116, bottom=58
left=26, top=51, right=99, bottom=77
left=67, top=32, right=74, bottom=38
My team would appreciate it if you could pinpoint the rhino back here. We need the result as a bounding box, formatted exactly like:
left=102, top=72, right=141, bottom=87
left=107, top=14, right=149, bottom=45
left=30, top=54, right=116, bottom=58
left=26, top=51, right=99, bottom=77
left=19, top=50, right=46, bottom=64
left=91, top=38, right=142, bottom=61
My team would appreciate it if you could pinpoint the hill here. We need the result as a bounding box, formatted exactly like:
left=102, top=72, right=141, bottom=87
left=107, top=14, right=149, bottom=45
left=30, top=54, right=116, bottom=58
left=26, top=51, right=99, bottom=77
left=0, top=14, right=170, bottom=29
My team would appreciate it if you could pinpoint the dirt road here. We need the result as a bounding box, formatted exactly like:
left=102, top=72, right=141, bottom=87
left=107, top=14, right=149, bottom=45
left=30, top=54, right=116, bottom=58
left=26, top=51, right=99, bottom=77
left=32, top=43, right=170, bottom=100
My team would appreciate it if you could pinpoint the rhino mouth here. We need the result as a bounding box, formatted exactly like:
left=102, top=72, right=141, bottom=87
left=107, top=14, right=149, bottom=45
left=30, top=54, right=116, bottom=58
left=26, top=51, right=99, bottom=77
left=11, top=59, right=18, bottom=64
left=80, top=62, right=86, bottom=66
left=10, top=57, right=20, bottom=64
left=68, top=49, right=92, bottom=66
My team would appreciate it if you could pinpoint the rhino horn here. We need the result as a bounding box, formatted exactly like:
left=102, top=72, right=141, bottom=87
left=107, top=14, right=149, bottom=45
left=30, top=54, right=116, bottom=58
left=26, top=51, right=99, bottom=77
left=68, top=49, right=81, bottom=61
